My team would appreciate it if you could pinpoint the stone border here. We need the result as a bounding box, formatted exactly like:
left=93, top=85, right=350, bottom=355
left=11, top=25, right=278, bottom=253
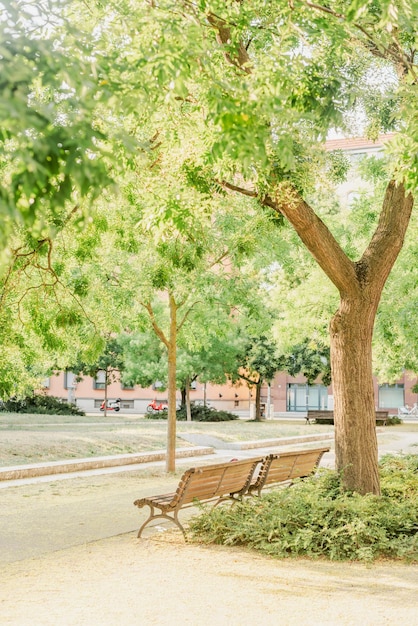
left=0, top=446, right=214, bottom=481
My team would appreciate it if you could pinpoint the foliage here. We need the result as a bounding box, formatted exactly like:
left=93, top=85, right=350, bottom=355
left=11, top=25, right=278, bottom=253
left=386, top=415, right=403, bottom=425
left=71, top=337, right=124, bottom=381
left=176, top=404, right=239, bottom=422
left=0, top=394, right=85, bottom=415
left=280, top=339, right=332, bottom=386
left=237, top=334, right=283, bottom=385
left=0, top=4, right=111, bottom=245
left=145, top=404, right=238, bottom=422
left=189, top=454, right=418, bottom=562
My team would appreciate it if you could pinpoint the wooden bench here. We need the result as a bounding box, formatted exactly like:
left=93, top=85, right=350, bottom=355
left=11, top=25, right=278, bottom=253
left=134, top=447, right=331, bottom=537
left=247, top=447, right=330, bottom=496
left=306, top=410, right=388, bottom=426
left=134, top=457, right=263, bottom=537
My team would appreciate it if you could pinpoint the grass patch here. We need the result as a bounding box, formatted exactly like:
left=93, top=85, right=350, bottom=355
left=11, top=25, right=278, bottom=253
left=189, top=454, right=418, bottom=563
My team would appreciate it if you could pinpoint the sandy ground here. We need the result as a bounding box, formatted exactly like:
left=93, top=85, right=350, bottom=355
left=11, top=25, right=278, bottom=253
left=1, top=530, right=418, bottom=626
left=1, top=423, right=417, bottom=625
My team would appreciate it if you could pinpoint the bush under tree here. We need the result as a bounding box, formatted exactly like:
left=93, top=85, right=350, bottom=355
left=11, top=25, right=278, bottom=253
left=189, top=454, right=418, bottom=562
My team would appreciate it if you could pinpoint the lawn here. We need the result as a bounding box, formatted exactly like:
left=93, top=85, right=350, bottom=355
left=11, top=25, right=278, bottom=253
left=0, top=412, right=333, bottom=466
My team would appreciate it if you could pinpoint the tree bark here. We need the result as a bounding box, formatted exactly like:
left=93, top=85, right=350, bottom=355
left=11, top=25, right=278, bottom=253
left=185, top=376, right=192, bottom=422
left=330, top=296, right=380, bottom=493
left=166, top=293, right=177, bottom=472
left=254, top=378, right=263, bottom=421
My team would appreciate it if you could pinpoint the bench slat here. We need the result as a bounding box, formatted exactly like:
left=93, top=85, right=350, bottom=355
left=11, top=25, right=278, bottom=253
left=248, top=447, right=330, bottom=496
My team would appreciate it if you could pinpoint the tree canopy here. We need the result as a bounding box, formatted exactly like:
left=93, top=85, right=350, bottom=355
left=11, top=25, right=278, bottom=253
left=2, top=0, right=417, bottom=491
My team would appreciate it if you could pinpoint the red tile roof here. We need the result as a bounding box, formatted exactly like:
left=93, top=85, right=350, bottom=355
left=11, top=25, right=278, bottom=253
left=325, top=133, right=396, bottom=151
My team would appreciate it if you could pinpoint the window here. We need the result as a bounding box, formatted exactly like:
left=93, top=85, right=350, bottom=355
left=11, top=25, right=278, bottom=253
left=287, top=383, right=328, bottom=412
left=378, top=384, right=404, bottom=408
left=121, top=382, right=134, bottom=390
left=93, top=370, right=106, bottom=390
left=64, top=371, right=76, bottom=389
left=42, top=378, right=50, bottom=389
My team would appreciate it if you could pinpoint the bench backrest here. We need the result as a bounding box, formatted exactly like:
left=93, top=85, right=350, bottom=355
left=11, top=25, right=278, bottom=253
left=249, top=447, right=330, bottom=495
left=173, top=457, right=263, bottom=508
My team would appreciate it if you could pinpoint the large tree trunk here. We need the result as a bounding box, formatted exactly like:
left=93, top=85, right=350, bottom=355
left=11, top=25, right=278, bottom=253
left=269, top=181, right=413, bottom=494
left=330, top=296, right=380, bottom=494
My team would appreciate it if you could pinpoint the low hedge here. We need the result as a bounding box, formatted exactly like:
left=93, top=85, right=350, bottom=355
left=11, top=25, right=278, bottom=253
left=0, top=395, right=85, bottom=415
left=145, top=404, right=238, bottom=422
left=176, top=405, right=239, bottom=422
left=189, top=454, right=418, bottom=562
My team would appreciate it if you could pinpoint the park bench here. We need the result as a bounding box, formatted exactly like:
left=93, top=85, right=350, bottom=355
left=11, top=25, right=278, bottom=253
left=134, top=446, right=331, bottom=537
left=306, top=410, right=388, bottom=426
left=247, top=446, right=330, bottom=496
left=134, top=457, right=263, bottom=537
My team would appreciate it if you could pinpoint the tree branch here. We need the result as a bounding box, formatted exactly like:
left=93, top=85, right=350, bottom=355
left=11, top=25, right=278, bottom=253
left=303, top=1, right=417, bottom=80
left=141, top=301, right=169, bottom=348
left=219, top=179, right=358, bottom=295
left=207, top=13, right=252, bottom=74
left=360, top=180, right=414, bottom=290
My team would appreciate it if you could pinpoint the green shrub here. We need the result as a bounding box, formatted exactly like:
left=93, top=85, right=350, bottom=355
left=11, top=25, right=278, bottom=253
left=0, top=395, right=85, bottom=415
left=145, top=409, right=168, bottom=420
left=189, top=454, right=418, bottom=562
left=386, top=415, right=403, bottom=425
left=176, top=404, right=238, bottom=422
left=145, top=404, right=238, bottom=422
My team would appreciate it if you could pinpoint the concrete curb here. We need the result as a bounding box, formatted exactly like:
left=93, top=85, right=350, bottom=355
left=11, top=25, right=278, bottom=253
left=228, top=433, right=334, bottom=450
left=0, top=446, right=214, bottom=481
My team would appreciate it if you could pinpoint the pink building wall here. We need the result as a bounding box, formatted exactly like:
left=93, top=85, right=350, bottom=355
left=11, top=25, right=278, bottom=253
left=45, top=369, right=418, bottom=415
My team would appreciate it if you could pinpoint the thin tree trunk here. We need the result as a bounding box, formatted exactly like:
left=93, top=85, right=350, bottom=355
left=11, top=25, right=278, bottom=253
left=185, top=377, right=192, bottom=422
left=254, top=378, right=262, bottom=421
left=104, top=370, right=108, bottom=417
left=166, top=294, right=177, bottom=472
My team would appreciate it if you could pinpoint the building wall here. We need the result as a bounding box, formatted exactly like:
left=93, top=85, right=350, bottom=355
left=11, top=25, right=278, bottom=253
left=44, top=369, right=418, bottom=415
left=45, top=371, right=253, bottom=414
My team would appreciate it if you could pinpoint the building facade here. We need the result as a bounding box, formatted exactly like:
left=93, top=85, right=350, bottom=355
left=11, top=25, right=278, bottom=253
left=44, top=369, right=418, bottom=415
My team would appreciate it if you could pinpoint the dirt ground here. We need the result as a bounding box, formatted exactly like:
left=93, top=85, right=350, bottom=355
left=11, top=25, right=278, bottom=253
left=1, top=530, right=417, bottom=626
left=1, top=420, right=417, bottom=625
